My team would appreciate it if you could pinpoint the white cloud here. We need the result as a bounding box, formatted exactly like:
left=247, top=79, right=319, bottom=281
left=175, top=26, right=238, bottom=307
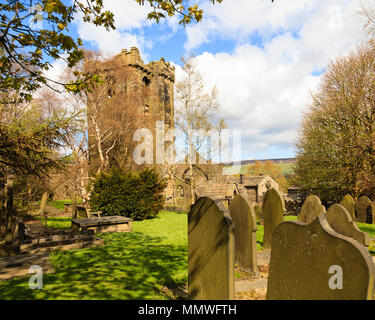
left=177, top=0, right=365, bottom=158
left=74, top=0, right=155, bottom=57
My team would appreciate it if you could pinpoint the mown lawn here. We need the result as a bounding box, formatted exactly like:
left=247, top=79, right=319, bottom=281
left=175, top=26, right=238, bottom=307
left=0, top=211, right=187, bottom=300
left=46, top=199, right=82, bottom=211
left=1, top=211, right=374, bottom=299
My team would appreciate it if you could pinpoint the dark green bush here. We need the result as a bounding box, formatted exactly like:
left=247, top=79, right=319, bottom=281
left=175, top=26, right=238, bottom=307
left=89, top=167, right=167, bottom=220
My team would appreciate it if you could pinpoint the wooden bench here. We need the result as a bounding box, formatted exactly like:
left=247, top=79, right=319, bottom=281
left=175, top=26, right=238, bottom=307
left=71, top=216, right=133, bottom=234
left=74, top=205, right=102, bottom=219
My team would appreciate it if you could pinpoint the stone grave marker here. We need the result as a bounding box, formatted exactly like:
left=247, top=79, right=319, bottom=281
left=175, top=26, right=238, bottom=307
left=229, top=194, right=258, bottom=275
left=356, top=196, right=372, bottom=224
left=262, top=188, right=285, bottom=249
left=297, top=195, right=326, bottom=224
left=325, top=203, right=369, bottom=246
left=267, top=215, right=375, bottom=300
left=340, top=194, right=356, bottom=220
left=188, top=196, right=235, bottom=300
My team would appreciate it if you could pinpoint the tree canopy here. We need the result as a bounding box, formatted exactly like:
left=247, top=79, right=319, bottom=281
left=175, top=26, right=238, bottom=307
left=293, top=41, right=375, bottom=202
left=0, top=0, right=226, bottom=103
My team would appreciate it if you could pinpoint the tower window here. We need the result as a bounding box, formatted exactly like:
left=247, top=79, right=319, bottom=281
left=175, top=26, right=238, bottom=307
left=108, top=88, right=114, bottom=98
left=142, top=76, right=151, bottom=86
left=144, top=104, right=149, bottom=115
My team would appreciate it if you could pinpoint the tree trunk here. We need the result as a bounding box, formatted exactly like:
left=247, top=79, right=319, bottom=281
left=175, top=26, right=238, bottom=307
left=4, top=168, right=15, bottom=244
left=71, top=192, right=78, bottom=219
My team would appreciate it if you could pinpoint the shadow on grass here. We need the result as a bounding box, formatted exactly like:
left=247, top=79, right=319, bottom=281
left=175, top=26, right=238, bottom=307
left=0, top=232, right=187, bottom=300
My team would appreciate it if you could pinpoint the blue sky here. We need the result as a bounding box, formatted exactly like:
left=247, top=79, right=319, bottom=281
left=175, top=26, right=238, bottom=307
left=49, top=0, right=366, bottom=161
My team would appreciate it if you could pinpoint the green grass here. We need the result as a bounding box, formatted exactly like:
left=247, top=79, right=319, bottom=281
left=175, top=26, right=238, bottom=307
left=223, top=161, right=296, bottom=176
left=356, top=222, right=375, bottom=255
left=34, top=217, right=72, bottom=229
left=47, top=199, right=82, bottom=211
left=279, top=162, right=295, bottom=175
left=0, top=211, right=187, bottom=300
left=1, top=211, right=374, bottom=299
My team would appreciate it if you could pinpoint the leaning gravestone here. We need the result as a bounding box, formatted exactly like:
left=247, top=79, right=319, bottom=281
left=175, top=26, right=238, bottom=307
left=262, top=188, right=285, bottom=249
left=188, top=196, right=235, bottom=300
left=340, top=194, right=356, bottom=220
left=230, top=195, right=258, bottom=275
left=356, top=196, right=372, bottom=224
left=267, top=215, right=375, bottom=300
left=326, top=204, right=369, bottom=246
left=297, top=195, right=326, bottom=224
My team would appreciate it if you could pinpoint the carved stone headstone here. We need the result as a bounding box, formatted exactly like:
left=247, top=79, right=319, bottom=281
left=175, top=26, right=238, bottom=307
left=297, top=195, right=325, bottom=224
left=356, top=196, right=372, bottom=224
left=267, top=215, right=375, bottom=300
left=188, top=196, right=235, bottom=300
left=262, top=188, right=285, bottom=249
left=326, top=204, right=369, bottom=246
left=340, top=194, right=356, bottom=220
left=230, top=195, right=258, bottom=275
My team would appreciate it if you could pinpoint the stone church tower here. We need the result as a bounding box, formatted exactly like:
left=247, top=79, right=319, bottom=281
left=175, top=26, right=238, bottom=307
left=84, top=47, right=175, bottom=170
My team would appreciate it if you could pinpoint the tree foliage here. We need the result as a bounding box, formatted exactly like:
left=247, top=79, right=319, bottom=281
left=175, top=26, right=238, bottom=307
left=294, top=41, right=375, bottom=202
left=0, top=0, right=227, bottom=103
left=174, top=55, right=224, bottom=204
left=0, top=97, right=78, bottom=176
left=89, top=167, right=167, bottom=220
left=245, top=160, right=289, bottom=192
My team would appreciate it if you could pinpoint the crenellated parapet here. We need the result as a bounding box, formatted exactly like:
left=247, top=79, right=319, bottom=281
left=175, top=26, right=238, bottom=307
left=118, top=47, right=175, bottom=83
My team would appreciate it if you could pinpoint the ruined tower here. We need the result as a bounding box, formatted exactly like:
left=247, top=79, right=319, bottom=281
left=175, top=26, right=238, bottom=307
left=85, top=47, right=175, bottom=170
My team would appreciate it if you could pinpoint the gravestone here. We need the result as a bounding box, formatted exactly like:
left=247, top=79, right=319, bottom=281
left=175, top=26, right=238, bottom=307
left=297, top=195, right=326, bottom=224
left=267, top=215, right=375, bottom=300
left=229, top=195, right=258, bottom=275
left=356, top=196, right=372, bottom=224
left=325, top=204, right=369, bottom=246
left=188, top=196, right=235, bottom=300
left=262, top=188, right=285, bottom=249
left=340, top=194, right=356, bottom=220
left=253, top=204, right=263, bottom=220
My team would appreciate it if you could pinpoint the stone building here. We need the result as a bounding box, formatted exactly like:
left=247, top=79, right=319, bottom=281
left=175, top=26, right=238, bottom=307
left=84, top=47, right=175, bottom=170
left=84, top=48, right=281, bottom=211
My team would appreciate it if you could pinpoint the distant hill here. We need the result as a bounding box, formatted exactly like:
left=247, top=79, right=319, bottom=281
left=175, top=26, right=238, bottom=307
left=223, top=158, right=296, bottom=176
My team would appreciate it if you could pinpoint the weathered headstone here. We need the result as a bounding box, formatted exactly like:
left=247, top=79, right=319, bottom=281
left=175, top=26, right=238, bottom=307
left=262, top=188, right=285, bottom=249
left=253, top=204, right=263, bottom=220
left=188, top=196, right=235, bottom=300
left=267, top=215, right=375, bottom=300
left=229, top=195, right=258, bottom=275
left=356, top=196, right=372, bottom=224
left=297, top=195, right=325, bottom=224
left=340, top=194, right=356, bottom=220
left=326, top=204, right=369, bottom=246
